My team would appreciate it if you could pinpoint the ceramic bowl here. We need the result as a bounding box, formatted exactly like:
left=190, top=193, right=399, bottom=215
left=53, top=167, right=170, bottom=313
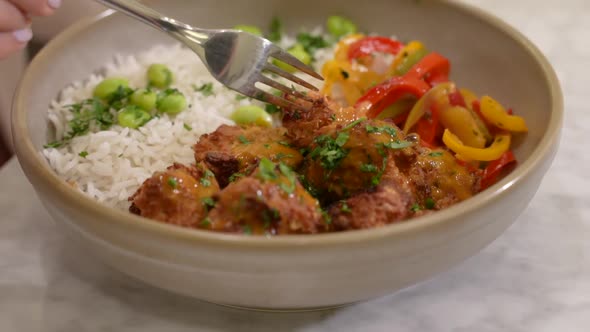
left=12, top=0, right=562, bottom=309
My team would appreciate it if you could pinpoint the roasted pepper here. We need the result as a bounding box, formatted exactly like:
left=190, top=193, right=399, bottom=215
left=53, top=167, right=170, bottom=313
left=391, top=41, right=429, bottom=76
left=403, top=82, right=454, bottom=133
left=347, top=36, right=403, bottom=61
left=480, top=96, right=528, bottom=132
left=443, top=129, right=511, bottom=161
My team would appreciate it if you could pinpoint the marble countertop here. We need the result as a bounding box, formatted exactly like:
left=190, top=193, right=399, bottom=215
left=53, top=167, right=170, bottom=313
left=1, top=1, right=589, bottom=331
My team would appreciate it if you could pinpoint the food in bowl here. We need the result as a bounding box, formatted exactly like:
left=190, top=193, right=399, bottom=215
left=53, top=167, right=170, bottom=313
left=43, top=16, right=528, bottom=236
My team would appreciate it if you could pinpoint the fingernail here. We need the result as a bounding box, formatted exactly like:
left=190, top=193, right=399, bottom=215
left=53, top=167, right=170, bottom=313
left=48, top=0, right=62, bottom=9
left=13, top=28, right=33, bottom=43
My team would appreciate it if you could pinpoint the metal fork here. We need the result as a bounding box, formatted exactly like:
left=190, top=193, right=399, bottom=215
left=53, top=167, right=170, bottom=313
left=95, top=0, right=323, bottom=109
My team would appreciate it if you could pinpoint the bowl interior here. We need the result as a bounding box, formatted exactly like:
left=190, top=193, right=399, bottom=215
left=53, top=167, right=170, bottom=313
left=14, top=0, right=558, bottom=228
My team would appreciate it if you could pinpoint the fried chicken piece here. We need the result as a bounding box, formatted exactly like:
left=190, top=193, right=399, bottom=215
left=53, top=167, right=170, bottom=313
left=281, top=91, right=362, bottom=147
left=129, top=163, right=219, bottom=227
left=399, top=148, right=482, bottom=209
left=301, top=118, right=409, bottom=204
left=206, top=159, right=326, bottom=235
left=327, top=156, right=415, bottom=230
left=193, top=125, right=303, bottom=187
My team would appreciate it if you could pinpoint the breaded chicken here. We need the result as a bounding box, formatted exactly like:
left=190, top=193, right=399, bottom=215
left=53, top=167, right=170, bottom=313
left=129, top=163, right=219, bottom=227
left=206, top=159, right=327, bottom=235
left=193, top=125, right=302, bottom=187
left=327, top=156, right=415, bottom=230
left=281, top=91, right=362, bottom=147
left=301, top=118, right=410, bottom=204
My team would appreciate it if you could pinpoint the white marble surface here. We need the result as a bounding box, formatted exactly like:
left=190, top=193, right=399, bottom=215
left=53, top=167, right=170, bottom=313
left=1, top=0, right=589, bottom=331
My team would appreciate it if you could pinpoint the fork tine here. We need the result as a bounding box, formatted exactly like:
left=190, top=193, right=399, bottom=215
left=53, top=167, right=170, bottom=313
left=264, top=63, right=319, bottom=92
left=249, top=88, right=302, bottom=111
left=257, top=75, right=316, bottom=102
left=269, top=47, right=324, bottom=81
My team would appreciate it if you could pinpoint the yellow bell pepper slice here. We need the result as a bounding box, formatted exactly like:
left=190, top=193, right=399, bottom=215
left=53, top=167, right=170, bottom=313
left=404, top=82, right=455, bottom=133
left=390, top=41, right=425, bottom=76
left=443, top=129, right=511, bottom=161
left=439, top=106, right=487, bottom=148
left=480, top=96, right=528, bottom=132
left=459, top=88, right=478, bottom=109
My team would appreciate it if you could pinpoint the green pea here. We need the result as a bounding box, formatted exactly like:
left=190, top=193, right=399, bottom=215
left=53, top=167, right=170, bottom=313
left=147, top=64, right=173, bottom=88
left=273, top=44, right=312, bottom=73
left=93, top=77, right=129, bottom=101
left=326, top=15, right=357, bottom=38
left=118, top=105, right=152, bottom=129
left=231, top=105, right=272, bottom=127
left=157, top=90, right=187, bottom=114
left=233, top=24, right=263, bottom=36
left=129, top=89, right=157, bottom=111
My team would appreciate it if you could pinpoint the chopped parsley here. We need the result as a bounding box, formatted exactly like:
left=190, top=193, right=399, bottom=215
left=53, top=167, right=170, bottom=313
left=340, top=201, right=351, bottom=213
left=228, top=172, right=245, bottom=183
left=78, top=151, right=89, bottom=158
left=410, top=203, right=421, bottom=212
left=192, top=82, right=214, bottom=96
left=334, top=132, right=350, bottom=146
left=370, top=157, right=389, bottom=187
left=268, top=17, right=282, bottom=42
left=275, top=152, right=294, bottom=160
left=238, top=135, right=251, bottom=144
left=242, top=224, right=253, bottom=235
left=429, top=151, right=444, bottom=157
left=202, top=197, right=215, bottom=209
left=360, top=163, right=378, bottom=173
left=342, top=117, right=366, bottom=131
left=321, top=209, right=332, bottom=225
left=167, top=177, right=178, bottom=188
left=278, top=140, right=291, bottom=147
left=44, top=98, right=115, bottom=148
left=261, top=209, right=280, bottom=229
left=296, top=32, right=330, bottom=56
left=258, top=158, right=278, bottom=181
left=263, top=144, right=271, bottom=149
left=265, top=103, right=281, bottom=114
left=200, top=170, right=214, bottom=187
left=381, top=140, right=414, bottom=150
left=309, top=133, right=350, bottom=170
left=183, top=123, right=192, bottom=131
left=200, top=178, right=211, bottom=187
left=278, top=162, right=297, bottom=194
left=365, top=124, right=397, bottom=137
left=425, top=197, right=436, bottom=210
left=200, top=217, right=212, bottom=228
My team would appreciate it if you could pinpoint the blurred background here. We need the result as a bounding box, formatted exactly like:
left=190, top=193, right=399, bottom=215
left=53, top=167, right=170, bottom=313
left=0, top=0, right=104, bottom=166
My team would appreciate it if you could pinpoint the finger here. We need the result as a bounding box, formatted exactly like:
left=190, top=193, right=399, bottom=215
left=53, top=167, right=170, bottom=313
left=0, top=1, right=29, bottom=31
left=11, top=0, right=61, bottom=17
left=0, top=28, right=32, bottom=60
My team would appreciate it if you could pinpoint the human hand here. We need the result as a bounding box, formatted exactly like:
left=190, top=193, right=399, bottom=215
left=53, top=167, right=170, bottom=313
left=0, top=0, right=61, bottom=59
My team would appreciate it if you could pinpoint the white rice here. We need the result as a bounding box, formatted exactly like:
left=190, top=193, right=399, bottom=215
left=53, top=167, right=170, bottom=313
left=44, top=38, right=334, bottom=210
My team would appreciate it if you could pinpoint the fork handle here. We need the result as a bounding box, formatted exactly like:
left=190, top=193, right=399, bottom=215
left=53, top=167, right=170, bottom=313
left=95, top=0, right=209, bottom=48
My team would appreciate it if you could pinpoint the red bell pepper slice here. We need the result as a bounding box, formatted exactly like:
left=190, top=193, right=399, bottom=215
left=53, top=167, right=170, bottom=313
left=480, top=150, right=517, bottom=190
left=393, top=112, right=409, bottom=126
left=415, top=105, right=441, bottom=146
left=404, top=52, right=451, bottom=86
left=355, top=76, right=430, bottom=118
left=348, top=36, right=404, bottom=61
left=354, top=52, right=452, bottom=120
left=448, top=90, right=467, bottom=107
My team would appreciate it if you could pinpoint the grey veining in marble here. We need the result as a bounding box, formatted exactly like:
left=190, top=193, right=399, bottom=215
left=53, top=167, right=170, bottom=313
left=1, top=0, right=589, bottom=331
